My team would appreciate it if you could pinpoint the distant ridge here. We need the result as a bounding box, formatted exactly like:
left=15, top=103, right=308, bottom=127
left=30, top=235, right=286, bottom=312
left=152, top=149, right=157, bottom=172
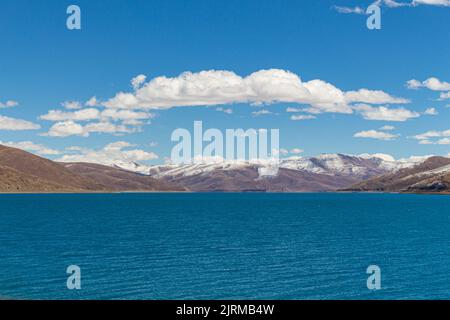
left=1, top=144, right=447, bottom=193
left=344, top=156, right=450, bottom=194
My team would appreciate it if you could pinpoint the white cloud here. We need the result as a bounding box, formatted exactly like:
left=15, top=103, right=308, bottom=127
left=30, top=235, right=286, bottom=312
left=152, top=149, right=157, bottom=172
left=412, top=0, right=450, bottom=6
left=0, top=100, right=19, bottom=108
left=406, top=79, right=423, bottom=89
left=379, top=125, right=396, bottom=131
left=290, top=148, right=304, bottom=154
left=61, top=100, right=83, bottom=110
left=103, top=69, right=407, bottom=115
left=354, top=130, right=399, bottom=140
left=40, top=108, right=101, bottom=122
left=57, top=141, right=158, bottom=165
left=0, top=115, right=41, bottom=130
left=423, top=107, right=438, bottom=115
left=45, top=120, right=136, bottom=137
left=381, top=0, right=412, bottom=7
left=216, top=107, right=233, bottom=114
left=413, top=129, right=450, bottom=144
left=83, top=122, right=136, bottom=136
left=290, top=114, right=316, bottom=121
left=436, top=138, right=450, bottom=145
left=100, top=109, right=154, bottom=122
left=62, top=96, right=102, bottom=109
left=334, top=0, right=449, bottom=15
left=0, top=140, right=60, bottom=155
left=406, top=77, right=450, bottom=91
left=252, top=109, right=273, bottom=116
left=41, top=107, right=154, bottom=125
left=345, top=89, right=409, bottom=104
left=354, top=104, right=420, bottom=121
left=286, top=107, right=305, bottom=113
left=85, top=96, right=99, bottom=107
left=131, top=74, right=147, bottom=90
left=45, top=120, right=85, bottom=137
left=440, top=92, right=450, bottom=100
left=333, top=5, right=366, bottom=14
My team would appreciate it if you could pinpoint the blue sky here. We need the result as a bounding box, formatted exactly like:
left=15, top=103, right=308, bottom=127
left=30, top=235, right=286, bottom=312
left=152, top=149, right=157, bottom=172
left=0, top=0, right=449, bottom=164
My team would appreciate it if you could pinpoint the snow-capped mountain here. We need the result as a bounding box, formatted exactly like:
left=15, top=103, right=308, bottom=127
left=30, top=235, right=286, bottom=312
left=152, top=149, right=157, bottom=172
left=110, top=153, right=431, bottom=192
left=146, top=153, right=427, bottom=179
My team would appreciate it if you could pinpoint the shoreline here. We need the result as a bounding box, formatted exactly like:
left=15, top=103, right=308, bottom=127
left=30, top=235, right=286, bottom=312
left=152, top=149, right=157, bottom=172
left=0, top=191, right=448, bottom=195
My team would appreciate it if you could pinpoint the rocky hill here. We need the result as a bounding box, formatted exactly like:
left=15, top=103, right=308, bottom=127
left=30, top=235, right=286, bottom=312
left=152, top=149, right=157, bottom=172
left=344, top=156, right=450, bottom=193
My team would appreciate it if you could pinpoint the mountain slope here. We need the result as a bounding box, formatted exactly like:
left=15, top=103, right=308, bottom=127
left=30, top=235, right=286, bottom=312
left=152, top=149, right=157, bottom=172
left=0, top=145, right=184, bottom=192
left=345, top=156, right=450, bottom=193
left=61, top=162, right=186, bottom=192
left=0, top=165, right=78, bottom=192
left=0, top=145, right=106, bottom=191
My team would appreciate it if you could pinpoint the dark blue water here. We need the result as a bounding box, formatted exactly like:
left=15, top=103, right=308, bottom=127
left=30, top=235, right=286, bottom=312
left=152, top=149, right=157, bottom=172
left=0, top=193, right=450, bottom=300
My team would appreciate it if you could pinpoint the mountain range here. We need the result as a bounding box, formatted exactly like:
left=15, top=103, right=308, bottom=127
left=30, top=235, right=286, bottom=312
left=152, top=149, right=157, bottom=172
left=1, top=144, right=449, bottom=194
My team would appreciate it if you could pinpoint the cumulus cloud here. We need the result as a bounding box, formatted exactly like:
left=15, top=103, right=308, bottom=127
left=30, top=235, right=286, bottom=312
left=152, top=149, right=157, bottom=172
left=83, top=122, right=136, bottom=136
left=62, top=96, right=103, bottom=109
left=40, top=108, right=101, bottom=122
left=100, top=109, right=155, bottom=123
left=103, top=69, right=407, bottom=115
left=379, top=125, right=396, bottom=131
left=0, top=140, right=60, bottom=155
left=56, top=141, right=158, bottom=165
left=39, top=106, right=153, bottom=137
left=440, top=92, right=450, bottom=100
left=412, top=129, right=450, bottom=144
left=354, top=130, right=399, bottom=140
left=45, top=120, right=85, bottom=137
left=44, top=120, right=136, bottom=137
left=131, top=74, right=147, bottom=90
left=0, top=100, right=19, bottom=109
left=345, top=89, right=409, bottom=104
left=423, top=107, right=438, bottom=115
left=406, top=77, right=450, bottom=91
left=61, top=101, right=83, bottom=110
left=0, top=115, right=41, bottom=130
left=0, top=99, right=40, bottom=130
left=85, top=96, right=99, bottom=107
left=354, top=104, right=420, bottom=121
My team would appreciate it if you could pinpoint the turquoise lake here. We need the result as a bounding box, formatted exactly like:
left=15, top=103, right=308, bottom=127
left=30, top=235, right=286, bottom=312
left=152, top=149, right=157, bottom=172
left=0, top=193, right=449, bottom=299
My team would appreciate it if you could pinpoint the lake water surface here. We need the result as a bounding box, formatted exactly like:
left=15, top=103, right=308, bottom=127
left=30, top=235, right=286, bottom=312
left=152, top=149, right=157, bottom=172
left=0, top=193, right=449, bottom=299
